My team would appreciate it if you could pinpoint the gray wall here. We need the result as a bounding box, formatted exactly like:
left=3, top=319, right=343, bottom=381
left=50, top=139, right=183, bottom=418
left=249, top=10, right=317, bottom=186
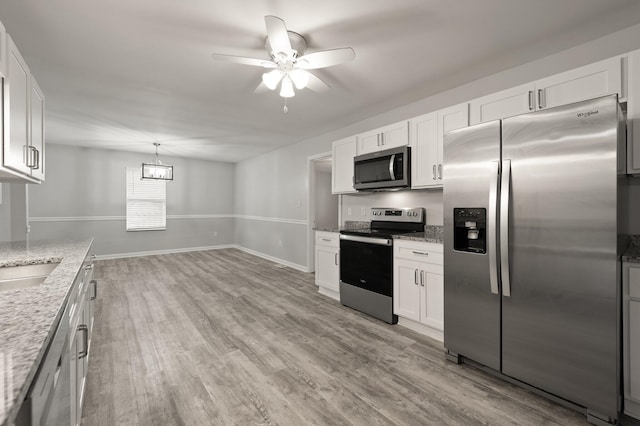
left=28, top=144, right=236, bottom=257
left=234, top=22, right=640, bottom=268
left=314, top=167, right=338, bottom=229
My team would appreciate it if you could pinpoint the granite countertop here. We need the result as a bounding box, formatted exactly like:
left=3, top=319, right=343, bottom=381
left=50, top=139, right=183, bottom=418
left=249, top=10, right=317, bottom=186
left=622, top=235, right=640, bottom=263
left=0, top=239, right=93, bottom=426
left=314, top=223, right=443, bottom=244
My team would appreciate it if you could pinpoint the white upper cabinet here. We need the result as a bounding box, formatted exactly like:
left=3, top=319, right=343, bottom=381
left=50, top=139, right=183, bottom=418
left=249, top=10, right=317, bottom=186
left=470, top=56, right=622, bottom=125
left=0, top=20, right=7, bottom=78
left=4, top=35, right=31, bottom=177
left=470, top=83, right=536, bottom=125
left=628, top=49, right=640, bottom=175
left=410, top=103, right=468, bottom=189
left=357, top=121, right=408, bottom=155
left=332, top=135, right=357, bottom=194
left=1, top=33, right=45, bottom=183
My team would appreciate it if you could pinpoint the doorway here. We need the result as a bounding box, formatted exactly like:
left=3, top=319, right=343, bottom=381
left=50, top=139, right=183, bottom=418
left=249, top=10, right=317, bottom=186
left=307, top=152, right=339, bottom=272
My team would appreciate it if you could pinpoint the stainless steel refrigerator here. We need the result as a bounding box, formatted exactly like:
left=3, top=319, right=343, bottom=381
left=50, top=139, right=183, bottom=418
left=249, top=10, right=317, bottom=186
left=443, top=95, right=623, bottom=424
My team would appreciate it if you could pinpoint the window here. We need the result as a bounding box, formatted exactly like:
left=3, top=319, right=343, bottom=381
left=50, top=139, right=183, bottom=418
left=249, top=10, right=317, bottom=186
left=126, top=167, right=166, bottom=231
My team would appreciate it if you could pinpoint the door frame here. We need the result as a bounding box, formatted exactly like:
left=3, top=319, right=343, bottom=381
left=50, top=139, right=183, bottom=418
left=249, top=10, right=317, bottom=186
left=306, top=151, right=333, bottom=273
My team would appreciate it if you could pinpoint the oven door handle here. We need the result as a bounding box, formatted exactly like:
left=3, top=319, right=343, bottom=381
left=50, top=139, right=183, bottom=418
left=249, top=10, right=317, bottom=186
left=339, top=234, right=392, bottom=246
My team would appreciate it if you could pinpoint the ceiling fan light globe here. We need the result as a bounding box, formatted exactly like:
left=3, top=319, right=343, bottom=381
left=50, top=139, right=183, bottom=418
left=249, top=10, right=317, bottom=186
left=290, top=69, right=309, bottom=89
left=262, top=69, right=283, bottom=90
left=280, top=77, right=295, bottom=98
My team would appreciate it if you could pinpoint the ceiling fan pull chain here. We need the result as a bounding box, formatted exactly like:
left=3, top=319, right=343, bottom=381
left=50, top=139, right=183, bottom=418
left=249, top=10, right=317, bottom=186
left=283, top=98, right=288, bottom=114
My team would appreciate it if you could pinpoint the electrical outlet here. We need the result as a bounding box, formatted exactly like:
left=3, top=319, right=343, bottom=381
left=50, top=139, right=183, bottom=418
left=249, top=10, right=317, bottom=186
left=296, top=200, right=302, bottom=208
left=278, top=239, right=283, bottom=247
left=360, top=207, right=366, bottom=216
left=213, top=231, right=218, bottom=237
left=347, top=208, right=352, bottom=216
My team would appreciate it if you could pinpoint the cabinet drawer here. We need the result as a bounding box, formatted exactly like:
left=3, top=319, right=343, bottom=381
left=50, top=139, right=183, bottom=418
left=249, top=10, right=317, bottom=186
left=394, top=240, right=443, bottom=265
left=316, top=231, right=339, bottom=248
left=630, top=266, right=640, bottom=299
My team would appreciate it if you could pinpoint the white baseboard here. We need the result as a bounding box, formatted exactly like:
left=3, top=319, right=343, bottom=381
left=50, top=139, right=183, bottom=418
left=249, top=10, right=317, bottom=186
left=397, top=317, right=444, bottom=342
left=318, top=286, right=340, bottom=301
left=95, top=244, right=235, bottom=260
left=233, top=245, right=309, bottom=273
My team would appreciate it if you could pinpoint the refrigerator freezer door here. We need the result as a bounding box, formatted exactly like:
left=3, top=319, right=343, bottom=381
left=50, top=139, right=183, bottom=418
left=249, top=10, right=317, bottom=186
left=443, top=120, right=501, bottom=371
left=501, top=95, right=619, bottom=418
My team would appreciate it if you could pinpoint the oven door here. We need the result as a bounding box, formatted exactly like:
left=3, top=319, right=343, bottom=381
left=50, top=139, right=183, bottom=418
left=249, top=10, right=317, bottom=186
left=339, top=234, right=393, bottom=296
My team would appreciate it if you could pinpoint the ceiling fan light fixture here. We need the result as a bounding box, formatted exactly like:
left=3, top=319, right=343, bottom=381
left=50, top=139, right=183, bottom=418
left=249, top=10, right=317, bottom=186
left=262, top=69, right=283, bottom=90
left=289, top=69, right=309, bottom=90
left=280, top=76, right=295, bottom=98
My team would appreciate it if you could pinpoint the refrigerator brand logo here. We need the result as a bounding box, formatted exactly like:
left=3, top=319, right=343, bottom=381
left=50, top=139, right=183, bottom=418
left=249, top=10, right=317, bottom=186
left=577, top=109, right=598, bottom=119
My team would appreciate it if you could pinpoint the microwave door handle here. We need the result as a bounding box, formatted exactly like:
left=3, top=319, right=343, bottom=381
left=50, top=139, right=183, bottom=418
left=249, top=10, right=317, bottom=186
left=389, top=154, right=396, bottom=180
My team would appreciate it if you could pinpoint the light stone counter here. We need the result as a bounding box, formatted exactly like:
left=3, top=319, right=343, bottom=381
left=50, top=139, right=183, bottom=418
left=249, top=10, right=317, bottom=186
left=0, top=239, right=93, bottom=426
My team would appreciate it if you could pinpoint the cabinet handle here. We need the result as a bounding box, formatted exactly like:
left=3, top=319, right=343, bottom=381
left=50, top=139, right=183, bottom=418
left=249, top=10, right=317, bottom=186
left=528, top=91, right=534, bottom=110
left=84, top=264, right=94, bottom=271
left=381, top=133, right=385, bottom=146
left=90, top=279, right=98, bottom=300
left=437, top=164, right=442, bottom=180
left=420, top=270, right=425, bottom=287
left=24, top=146, right=37, bottom=168
left=33, top=149, right=40, bottom=170
left=322, top=238, right=331, bottom=242
left=334, top=253, right=339, bottom=266
left=412, top=251, right=429, bottom=256
left=78, top=325, right=89, bottom=359
left=432, top=165, right=437, bottom=180
left=537, top=89, right=545, bottom=109
left=414, top=269, right=419, bottom=285
left=376, top=134, right=380, bottom=147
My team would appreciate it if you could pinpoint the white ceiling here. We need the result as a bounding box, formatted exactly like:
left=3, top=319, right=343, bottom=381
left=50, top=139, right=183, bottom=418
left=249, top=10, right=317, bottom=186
left=1, top=0, right=640, bottom=163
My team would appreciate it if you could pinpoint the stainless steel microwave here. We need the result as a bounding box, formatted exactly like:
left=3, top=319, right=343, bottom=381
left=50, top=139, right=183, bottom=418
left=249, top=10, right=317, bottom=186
left=353, top=145, right=411, bottom=191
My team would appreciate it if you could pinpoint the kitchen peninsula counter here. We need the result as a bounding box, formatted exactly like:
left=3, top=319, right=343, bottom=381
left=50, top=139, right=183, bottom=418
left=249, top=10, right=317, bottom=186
left=0, top=239, right=93, bottom=426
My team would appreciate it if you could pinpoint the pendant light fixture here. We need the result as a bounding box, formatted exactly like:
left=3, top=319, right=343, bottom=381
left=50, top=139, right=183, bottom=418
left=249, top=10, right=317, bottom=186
left=141, top=143, right=173, bottom=181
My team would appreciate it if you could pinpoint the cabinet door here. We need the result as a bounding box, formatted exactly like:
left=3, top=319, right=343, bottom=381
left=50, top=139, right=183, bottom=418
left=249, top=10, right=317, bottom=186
left=331, top=136, right=357, bottom=194
left=535, top=56, right=622, bottom=111
left=437, top=103, right=469, bottom=184
left=631, top=300, right=640, bottom=402
left=30, top=76, right=45, bottom=181
left=316, top=245, right=339, bottom=293
left=4, top=36, right=31, bottom=175
left=356, top=129, right=381, bottom=155
left=628, top=49, right=640, bottom=174
left=357, top=121, right=408, bottom=155
left=470, top=83, right=536, bottom=125
left=393, top=258, right=421, bottom=322
left=421, top=271, right=444, bottom=331
left=409, top=112, right=438, bottom=188
left=380, top=121, right=409, bottom=150
left=0, top=20, right=7, bottom=78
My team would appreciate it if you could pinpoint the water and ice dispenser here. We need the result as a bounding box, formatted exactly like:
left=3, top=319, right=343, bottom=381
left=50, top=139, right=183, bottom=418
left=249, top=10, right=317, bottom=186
left=453, top=208, right=486, bottom=254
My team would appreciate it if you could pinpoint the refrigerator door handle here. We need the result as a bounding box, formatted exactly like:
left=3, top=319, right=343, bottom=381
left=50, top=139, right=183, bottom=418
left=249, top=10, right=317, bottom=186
left=500, top=159, right=512, bottom=297
left=488, top=160, right=500, bottom=295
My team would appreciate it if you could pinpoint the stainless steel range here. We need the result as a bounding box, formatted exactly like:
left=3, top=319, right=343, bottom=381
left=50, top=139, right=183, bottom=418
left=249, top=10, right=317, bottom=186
left=339, top=207, right=425, bottom=324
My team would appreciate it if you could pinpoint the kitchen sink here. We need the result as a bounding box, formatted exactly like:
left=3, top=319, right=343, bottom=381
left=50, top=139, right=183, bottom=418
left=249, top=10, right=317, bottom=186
left=0, top=262, right=60, bottom=292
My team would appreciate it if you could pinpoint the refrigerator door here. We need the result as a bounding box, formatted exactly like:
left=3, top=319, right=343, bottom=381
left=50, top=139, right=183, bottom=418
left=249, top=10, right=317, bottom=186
left=501, top=95, right=619, bottom=418
left=443, top=120, right=501, bottom=370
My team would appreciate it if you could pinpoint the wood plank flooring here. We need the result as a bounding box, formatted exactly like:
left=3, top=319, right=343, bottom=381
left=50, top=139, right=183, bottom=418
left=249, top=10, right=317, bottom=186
left=81, top=248, right=590, bottom=425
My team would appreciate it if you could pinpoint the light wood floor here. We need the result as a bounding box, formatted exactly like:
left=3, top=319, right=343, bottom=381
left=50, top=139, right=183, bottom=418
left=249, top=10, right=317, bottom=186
left=81, top=248, right=590, bottom=425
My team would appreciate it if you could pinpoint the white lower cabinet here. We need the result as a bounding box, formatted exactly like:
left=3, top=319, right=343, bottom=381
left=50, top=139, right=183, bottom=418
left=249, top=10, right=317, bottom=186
left=315, top=231, right=340, bottom=301
left=625, top=263, right=640, bottom=420
left=393, top=240, right=443, bottom=340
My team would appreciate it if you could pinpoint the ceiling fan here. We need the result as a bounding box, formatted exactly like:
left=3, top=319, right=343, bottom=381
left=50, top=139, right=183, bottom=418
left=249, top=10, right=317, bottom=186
left=211, top=16, right=355, bottom=106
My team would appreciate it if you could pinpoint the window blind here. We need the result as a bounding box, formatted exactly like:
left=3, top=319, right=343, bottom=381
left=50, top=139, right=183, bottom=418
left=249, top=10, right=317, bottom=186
left=126, top=167, right=166, bottom=231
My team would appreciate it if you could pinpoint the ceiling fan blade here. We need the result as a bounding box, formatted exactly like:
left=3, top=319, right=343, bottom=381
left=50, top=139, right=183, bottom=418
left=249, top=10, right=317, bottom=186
left=211, top=53, right=276, bottom=68
left=305, top=72, right=330, bottom=92
left=254, top=81, right=270, bottom=94
left=297, top=48, right=355, bottom=70
left=265, top=15, right=291, bottom=54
